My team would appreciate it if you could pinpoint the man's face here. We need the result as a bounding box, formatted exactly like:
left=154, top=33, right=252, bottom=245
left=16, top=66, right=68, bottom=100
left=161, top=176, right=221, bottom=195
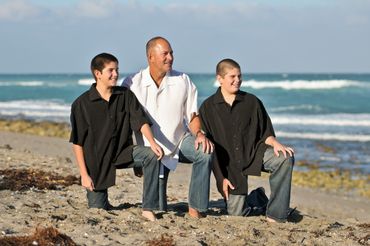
left=95, top=61, right=119, bottom=87
left=149, top=39, right=174, bottom=74
left=218, top=67, right=242, bottom=95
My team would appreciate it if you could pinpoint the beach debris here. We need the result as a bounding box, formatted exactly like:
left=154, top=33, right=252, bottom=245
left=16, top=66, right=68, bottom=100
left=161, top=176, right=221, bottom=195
left=0, top=144, right=12, bottom=150
left=0, top=168, right=79, bottom=191
left=0, top=226, right=76, bottom=246
left=327, top=222, right=344, bottom=230
left=146, top=233, right=175, bottom=246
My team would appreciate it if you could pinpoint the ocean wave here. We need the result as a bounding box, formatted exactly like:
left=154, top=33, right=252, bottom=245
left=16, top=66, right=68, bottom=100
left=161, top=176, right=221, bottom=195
left=270, top=104, right=323, bottom=113
left=271, top=114, right=370, bottom=127
left=78, top=79, right=95, bottom=85
left=213, top=79, right=368, bottom=90
left=276, top=131, right=370, bottom=142
left=0, top=81, right=44, bottom=86
left=0, top=100, right=70, bottom=121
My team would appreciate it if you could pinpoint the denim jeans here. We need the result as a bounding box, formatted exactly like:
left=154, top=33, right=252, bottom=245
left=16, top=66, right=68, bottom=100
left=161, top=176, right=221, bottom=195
left=86, top=189, right=109, bottom=209
left=226, top=148, right=294, bottom=221
left=263, top=147, right=294, bottom=222
left=86, top=145, right=159, bottom=210
left=159, top=133, right=212, bottom=212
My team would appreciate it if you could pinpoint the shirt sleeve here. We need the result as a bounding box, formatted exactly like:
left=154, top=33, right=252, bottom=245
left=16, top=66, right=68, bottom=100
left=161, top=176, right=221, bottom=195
left=257, top=98, right=275, bottom=141
left=69, top=100, right=88, bottom=146
left=184, top=74, right=198, bottom=124
left=127, top=90, right=151, bottom=132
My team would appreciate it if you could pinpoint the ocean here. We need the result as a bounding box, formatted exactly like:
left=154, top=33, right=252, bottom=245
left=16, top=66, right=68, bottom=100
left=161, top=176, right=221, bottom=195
left=1, top=73, right=370, bottom=174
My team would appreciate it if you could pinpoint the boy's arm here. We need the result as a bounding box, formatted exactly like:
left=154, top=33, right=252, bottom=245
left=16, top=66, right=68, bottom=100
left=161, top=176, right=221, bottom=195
left=265, top=136, right=294, bottom=158
left=140, top=123, right=164, bottom=160
left=212, top=155, right=234, bottom=200
left=72, top=144, right=94, bottom=191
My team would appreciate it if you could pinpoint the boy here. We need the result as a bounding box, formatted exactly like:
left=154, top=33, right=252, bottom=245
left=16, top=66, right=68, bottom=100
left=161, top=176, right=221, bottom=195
left=199, top=59, right=294, bottom=223
left=70, top=53, right=163, bottom=221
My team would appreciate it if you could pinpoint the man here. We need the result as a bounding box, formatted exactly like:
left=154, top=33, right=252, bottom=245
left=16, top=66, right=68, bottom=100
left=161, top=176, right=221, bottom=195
left=199, top=58, right=294, bottom=223
left=70, top=53, right=163, bottom=221
left=123, top=37, right=213, bottom=218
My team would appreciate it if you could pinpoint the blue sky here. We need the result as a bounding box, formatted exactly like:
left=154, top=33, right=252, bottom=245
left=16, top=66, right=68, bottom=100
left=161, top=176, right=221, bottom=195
left=0, top=0, right=369, bottom=73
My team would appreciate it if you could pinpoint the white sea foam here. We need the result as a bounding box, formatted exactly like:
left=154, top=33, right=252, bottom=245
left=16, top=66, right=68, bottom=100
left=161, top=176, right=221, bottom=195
left=213, top=79, right=368, bottom=90
left=276, top=131, right=370, bottom=142
left=78, top=79, right=95, bottom=85
left=271, top=114, right=370, bottom=127
left=0, top=100, right=70, bottom=121
left=0, top=81, right=44, bottom=86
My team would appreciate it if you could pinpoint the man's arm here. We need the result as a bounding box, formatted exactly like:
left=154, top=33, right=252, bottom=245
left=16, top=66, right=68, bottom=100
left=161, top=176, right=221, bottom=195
left=140, top=123, right=164, bottom=160
left=72, top=144, right=94, bottom=191
left=188, top=114, right=214, bottom=154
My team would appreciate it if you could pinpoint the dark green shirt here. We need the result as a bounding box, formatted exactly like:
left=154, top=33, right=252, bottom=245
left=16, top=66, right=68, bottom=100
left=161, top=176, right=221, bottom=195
left=70, top=84, right=150, bottom=190
left=199, top=88, right=275, bottom=195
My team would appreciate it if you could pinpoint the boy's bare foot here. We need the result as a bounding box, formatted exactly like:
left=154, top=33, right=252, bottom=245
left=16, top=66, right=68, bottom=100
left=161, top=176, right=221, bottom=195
left=266, top=217, right=277, bottom=223
left=188, top=207, right=205, bottom=218
left=142, top=210, right=157, bottom=221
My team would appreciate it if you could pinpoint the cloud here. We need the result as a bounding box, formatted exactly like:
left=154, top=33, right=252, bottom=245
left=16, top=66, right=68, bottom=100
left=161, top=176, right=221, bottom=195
left=0, top=0, right=41, bottom=21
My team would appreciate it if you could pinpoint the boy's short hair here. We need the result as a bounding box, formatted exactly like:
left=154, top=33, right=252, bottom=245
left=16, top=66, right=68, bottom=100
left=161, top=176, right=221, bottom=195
left=216, top=58, right=241, bottom=77
left=90, top=53, right=118, bottom=79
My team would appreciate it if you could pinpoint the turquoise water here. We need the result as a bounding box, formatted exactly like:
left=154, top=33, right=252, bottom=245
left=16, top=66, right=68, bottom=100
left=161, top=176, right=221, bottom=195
left=1, top=73, right=370, bottom=174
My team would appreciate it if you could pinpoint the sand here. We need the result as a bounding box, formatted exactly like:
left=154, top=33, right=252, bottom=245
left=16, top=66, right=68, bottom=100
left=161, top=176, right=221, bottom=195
left=0, top=130, right=369, bottom=245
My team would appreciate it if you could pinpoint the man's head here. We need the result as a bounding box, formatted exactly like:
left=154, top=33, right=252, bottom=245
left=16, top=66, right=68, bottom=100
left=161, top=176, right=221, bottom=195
left=216, top=58, right=242, bottom=95
left=91, top=53, right=119, bottom=87
left=146, top=36, right=173, bottom=75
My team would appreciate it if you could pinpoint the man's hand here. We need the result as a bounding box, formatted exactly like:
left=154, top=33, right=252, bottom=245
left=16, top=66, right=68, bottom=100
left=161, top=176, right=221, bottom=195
left=81, top=174, right=94, bottom=191
left=194, top=131, right=214, bottom=154
left=222, top=178, right=235, bottom=200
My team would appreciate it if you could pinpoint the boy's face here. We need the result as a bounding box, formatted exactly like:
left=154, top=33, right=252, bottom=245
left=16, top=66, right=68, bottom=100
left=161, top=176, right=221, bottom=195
left=218, top=67, right=242, bottom=95
left=94, top=61, right=119, bottom=87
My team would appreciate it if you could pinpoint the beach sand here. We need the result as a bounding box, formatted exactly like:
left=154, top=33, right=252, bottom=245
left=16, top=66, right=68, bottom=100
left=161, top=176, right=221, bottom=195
left=0, top=130, right=369, bottom=245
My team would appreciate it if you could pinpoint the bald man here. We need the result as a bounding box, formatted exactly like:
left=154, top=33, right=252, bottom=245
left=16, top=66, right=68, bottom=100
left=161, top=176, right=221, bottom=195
left=122, top=36, right=213, bottom=219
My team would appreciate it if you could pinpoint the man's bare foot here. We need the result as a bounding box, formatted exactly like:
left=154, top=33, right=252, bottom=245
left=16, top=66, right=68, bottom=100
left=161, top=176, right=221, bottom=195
left=188, top=207, right=205, bottom=218
left=142, top=210, right=156, bottom=221
left=266, top=217, right=277, bottom=223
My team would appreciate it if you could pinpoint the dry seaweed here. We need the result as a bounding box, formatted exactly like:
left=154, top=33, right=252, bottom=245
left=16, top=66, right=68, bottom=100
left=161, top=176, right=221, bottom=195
left=0, top=168, right=79, bottom=191
left=0, top=226, right=77, bottom=246
left=146, top=233, right=175, bottom=246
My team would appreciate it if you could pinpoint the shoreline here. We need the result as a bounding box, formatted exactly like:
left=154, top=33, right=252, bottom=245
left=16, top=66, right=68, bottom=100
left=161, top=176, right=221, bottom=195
left=0, top=129, right=369, bottom=245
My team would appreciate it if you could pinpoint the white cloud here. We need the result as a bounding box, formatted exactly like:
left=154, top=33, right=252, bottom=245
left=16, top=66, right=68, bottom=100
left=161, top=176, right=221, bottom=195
left=0, top=0, right=41, bottom=21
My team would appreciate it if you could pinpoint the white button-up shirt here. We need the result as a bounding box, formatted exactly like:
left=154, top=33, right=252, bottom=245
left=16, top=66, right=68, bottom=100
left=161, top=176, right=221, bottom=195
left=122, top=67, right=198, bottom=170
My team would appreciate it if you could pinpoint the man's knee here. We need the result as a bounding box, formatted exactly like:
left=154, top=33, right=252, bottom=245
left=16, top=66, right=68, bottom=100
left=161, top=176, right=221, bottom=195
left=195, top=148, right=213, bottom=164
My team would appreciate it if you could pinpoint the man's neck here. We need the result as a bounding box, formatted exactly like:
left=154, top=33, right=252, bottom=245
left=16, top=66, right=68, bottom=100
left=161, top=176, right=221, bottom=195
left=220, top=89, right=237, bottom=106
left=96, top=83, right=112, bottom=102
left=149, top=67, right=166, bottom=87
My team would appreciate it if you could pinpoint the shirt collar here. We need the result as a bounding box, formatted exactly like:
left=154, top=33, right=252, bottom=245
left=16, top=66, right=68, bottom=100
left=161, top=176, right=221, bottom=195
left=143, top=67, right=176, bottom=87
left=213, top=87, right=244, bottom=104
left=88, top=83, right=122, bottom=101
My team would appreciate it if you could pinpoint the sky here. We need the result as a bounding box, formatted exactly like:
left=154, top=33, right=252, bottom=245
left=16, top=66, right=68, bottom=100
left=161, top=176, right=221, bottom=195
left=0, top=0, right=369, bottom=74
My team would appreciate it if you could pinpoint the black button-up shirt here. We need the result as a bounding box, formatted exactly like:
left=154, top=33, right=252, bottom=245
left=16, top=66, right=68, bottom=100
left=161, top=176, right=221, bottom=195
left=199, top=88, right=275, bottom=195
left=70, top=84, right=150, bottom=190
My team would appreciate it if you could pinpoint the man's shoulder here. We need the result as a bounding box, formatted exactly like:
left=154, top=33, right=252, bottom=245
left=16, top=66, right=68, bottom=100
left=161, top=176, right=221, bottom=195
left=169, top=69, right=190, bottom=80
left=122, top=69, right=147, bottom=87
